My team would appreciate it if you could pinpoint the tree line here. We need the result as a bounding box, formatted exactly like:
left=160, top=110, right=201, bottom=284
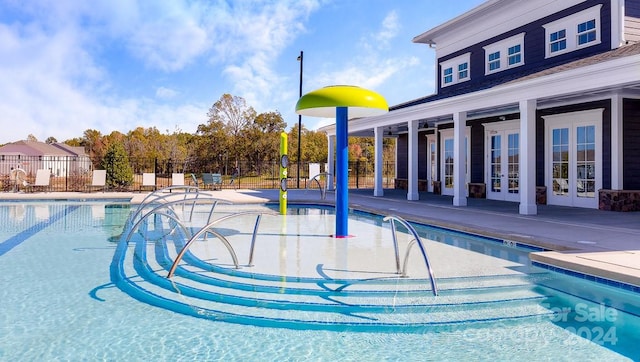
left=25, top=93, right=396, bottom=176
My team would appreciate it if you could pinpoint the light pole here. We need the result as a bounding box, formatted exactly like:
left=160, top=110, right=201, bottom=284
left=296, top=51, right=303, bottom=188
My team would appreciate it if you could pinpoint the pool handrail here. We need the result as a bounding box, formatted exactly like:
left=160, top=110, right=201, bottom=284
left=129, top=186, right=203, bottom=225
left=124, top=198, right=228, bottom=244
left=128, top=191, right=226, bottom=229
left=307, top=172, right=333, bottom=200
left=383, top=215, right=438, bottom=296
left=167, top=211, right=279, bottom=278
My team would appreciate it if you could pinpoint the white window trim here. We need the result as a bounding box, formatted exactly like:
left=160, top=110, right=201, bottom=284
left=483, top=33, right=525, bottom=75
left=543, top=4, right=602, bottom=58
left=440, top=53, right=471, bottom=87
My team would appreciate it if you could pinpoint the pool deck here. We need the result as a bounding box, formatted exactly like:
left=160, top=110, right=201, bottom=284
left=2, top=188, right=639, bottom=288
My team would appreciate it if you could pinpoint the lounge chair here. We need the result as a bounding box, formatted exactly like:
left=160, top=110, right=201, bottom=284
left=27, top=169, right=51, bottom=192
left=171, top=173, right=185, bottom=187
left=142, top=173, right=156, bottom=191
left=89, top=170, right=107, bottom=192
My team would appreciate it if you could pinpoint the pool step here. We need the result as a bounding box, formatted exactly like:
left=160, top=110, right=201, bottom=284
left=112, top=236, right=559, bottom=332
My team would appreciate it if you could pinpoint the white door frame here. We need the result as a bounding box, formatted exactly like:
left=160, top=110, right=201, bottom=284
left=544, top=109, right=603, bottom=208
left=439, top=128, right=470, bottom=196
left=484, top=120, right=520, bottom=202
left=426, top=134, right=437, bottom=193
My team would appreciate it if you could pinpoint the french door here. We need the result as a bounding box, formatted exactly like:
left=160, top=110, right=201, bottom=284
left=486, top=129, right=520, bottom=202
left=426, top=136, right=437, bottom=193
left=544, top=109, right=602, bottom=208
left=439, top=129, right=469, bottom=196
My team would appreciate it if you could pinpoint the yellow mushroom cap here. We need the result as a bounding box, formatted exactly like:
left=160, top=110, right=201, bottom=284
left=295, top=85, right=388, bottom=119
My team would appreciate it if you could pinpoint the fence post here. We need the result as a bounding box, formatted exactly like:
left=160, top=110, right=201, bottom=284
left=65, top=156, right=69, bottom=191
left=356, top=159, right=360, bottom=189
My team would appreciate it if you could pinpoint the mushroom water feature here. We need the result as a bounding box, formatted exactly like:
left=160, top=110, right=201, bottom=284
left=295, top=85, right=388, bottom=237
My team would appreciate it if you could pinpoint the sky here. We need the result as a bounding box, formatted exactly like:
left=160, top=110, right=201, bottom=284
left=0, top=0, right=486, bottom=144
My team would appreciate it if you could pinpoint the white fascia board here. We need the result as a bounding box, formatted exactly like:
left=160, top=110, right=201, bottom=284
left=422, top=0, right=586, bottom=57
left=323, top=54, right=640, bottom=136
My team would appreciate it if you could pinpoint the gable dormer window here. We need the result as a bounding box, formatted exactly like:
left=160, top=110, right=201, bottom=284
left=483, top=33, right=525, bottom=75
left=543, top=4, right=601, bottom=58
left=440, top=53, right=470, bottom=87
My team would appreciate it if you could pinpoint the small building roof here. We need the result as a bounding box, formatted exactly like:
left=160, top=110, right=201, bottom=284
left=0, top=140, right=87, bottom=157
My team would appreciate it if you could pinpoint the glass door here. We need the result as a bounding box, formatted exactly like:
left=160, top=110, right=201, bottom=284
left=486, top=130, right=520, bottom=201
left=439, top=129, right=469, bottom=196
left=426, top=137, right=437, bottom=193
left=545, top=109, right=602, bottom=208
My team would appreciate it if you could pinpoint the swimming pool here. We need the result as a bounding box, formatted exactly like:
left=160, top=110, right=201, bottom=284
left=0, top=200, right=639, bottom=361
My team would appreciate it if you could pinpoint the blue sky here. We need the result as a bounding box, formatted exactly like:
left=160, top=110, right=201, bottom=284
left=0, top=0, right=485, bottom=144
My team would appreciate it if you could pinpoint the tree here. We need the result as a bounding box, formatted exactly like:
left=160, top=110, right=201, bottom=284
left=27, top=134, right=38, bottom=142
left=81, top=129, right=105, bottom=167
left=207, top=94, right=257, bottom=164
left=45, top=136, right=58, bottom=144
left=101, top=142, right=134, bottom=188
left=193, top=118, right=230, bottom=173
left=244, top=111, right=287, bottom=174
left=288, top=125, right=327, bottom=163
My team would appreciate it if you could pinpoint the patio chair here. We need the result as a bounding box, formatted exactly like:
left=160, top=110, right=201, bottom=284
left=27, top=169, right=51, bottom=193
left=201, top=173, right=222, bottom=190
left=171, top=173, right=185, bottom=187
left=142, top=173, right=156, bottom=191
left=89, top=170, right=107, bottom=192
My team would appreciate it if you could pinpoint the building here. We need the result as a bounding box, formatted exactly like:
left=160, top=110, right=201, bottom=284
left=0, top=140, right=92, bottom=178
left=321, top=0, right=640, bottom=212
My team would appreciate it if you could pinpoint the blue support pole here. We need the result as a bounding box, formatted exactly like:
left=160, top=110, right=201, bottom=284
left=335, top=106, right=349, bottom=237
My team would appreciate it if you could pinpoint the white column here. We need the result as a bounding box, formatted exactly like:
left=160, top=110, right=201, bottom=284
left=519, top=99, right=537, bottom=215
left=407, top=119, right=419, bottom=201
left=611, top=94, right=623, bottom=189
left=453, top=111, right=467, bottom=206
left=374, top=126, right=384, bottom=197
left=327, top=135, right=335, bottom=191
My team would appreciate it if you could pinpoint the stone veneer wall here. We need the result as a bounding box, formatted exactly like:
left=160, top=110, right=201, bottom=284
left=599, top=190, right=640, bottom=211
left=468, top=183, right=486, bottom=198
left=536, top=186, right=547, bottom=205
left=394, top=179, right=428, bottom=191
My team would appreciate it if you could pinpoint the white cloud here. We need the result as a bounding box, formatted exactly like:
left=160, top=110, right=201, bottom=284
left=156, top=87, right=179, bottom=100
left=125, top=2, right=210, bottom=72
left=375, top=11, right=399, bottom=47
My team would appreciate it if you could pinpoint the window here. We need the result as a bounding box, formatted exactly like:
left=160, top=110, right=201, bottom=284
left=458, top=63, right=468, bottom=80
left=549, top=30, right=566, bottom=53
left=488, top=52, right=500, bottom=71
left=439, top=53, right=470, bottom=87
left=543, top=5, right=601, bottom=58
left=508, top=45, right=521, bottom=65
left=483, top=33, right=524, bottom=75
left=443, top=67, right=453, bottom=84
left=577, top=19, right=596, bottom=45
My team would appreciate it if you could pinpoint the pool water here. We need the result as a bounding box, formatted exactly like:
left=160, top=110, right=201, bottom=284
left=0, top=201, right=639, bottom=361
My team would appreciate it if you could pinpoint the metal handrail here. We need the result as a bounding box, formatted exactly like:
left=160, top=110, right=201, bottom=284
left=124, top=198, right=228, bottom=243
left=167, top=211, right=278, bottom=278
left=383, top=215, right=438, bottom=296
left=307, top=172, right=333, bottom=200
left=129, top=186, right=204, bottom=226
left=128, top=192, right=227, bottom=231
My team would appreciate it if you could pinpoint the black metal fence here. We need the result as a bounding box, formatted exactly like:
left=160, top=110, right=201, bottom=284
left=0, top=155, right=396, bottom=192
